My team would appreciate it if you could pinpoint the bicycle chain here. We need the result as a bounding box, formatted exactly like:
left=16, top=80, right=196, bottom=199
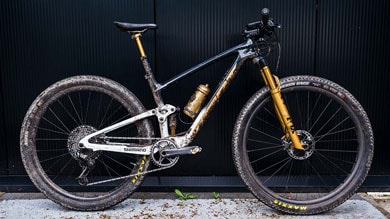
left=86, top=163, right=172, bottom=186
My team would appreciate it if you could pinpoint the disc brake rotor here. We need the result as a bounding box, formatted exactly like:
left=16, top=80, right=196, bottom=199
left=283, top=130, right=315, bottom=160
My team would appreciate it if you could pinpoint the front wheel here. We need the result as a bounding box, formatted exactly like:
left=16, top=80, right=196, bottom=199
left=20, top=75, right=154, bottom=210
left=233, top=76, right=374, bottom=215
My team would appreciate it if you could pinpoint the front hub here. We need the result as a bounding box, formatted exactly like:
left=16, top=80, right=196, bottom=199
left=283, top=130, right=315, bottom=160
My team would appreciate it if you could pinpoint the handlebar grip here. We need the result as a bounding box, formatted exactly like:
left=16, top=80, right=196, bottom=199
left=247, top=21, right=261, bottom=30
left=243, top=29, right=259, bottom=38
left=261, top=8, right=270, bottom=26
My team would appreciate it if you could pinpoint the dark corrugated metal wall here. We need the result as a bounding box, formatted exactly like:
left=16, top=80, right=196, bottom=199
left=1, top=0, right=389, bottom=179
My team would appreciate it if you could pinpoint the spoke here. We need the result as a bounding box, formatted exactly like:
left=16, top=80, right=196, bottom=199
left=84, top=91, right=91, bottom=124
left=102, top=159, right=113, bottom=178
left=305, top=159, right=329, bottom=187
left=308, top=98, right=333, bottom=133
left=95, top=93, right=103, bottom=128
left=250, top=148, right=284, bottom=164
left=263, top=105, right=278, bottom=121
left=250, top=127, right=281, bottom=142
left=107, top=113, right=131, bottom=129
left=316, top=138, right=357, bottom=143
left=43, top=152, right=69, bottom=173
left=48, top=107, right=71, bottom=133
left=248, top=138, right=282, bottom=146
left=104, top=104, right=125, bottom=126
left=52, top=156, right=75, bottom=182
left=255, top=116, right=282, bottom=132
left=97, top=158, right=122, bottom=177
left=315, top=152, right=350, bottom=175
left=78, top=92, right=84, bottom=125
left=314, top=106, right=342, bottom=137
left=247, top=143, right=284, bottom=152
left=307, top=93, right=322, bottom=130
left=36, top=148, right=68, bottom=152
left=313, top=152, right=349, bottom=188
left=315, top=127, right=355, bottom=140
left=284, top=158, right=294, bottom=193
left=39, top=152, right=70, bottom=163
left=255, top=156, right=291, bottom=175
left=98, top=97, right=114, bottom=129
left=36, top=138, right=68, bottom=141
left=102, top=153, right=134, bottom=171
left=37, top=126, right=69, bottom=136
left=314, top=118, right=352, bottom=142
left=67, top=95, right=83, bottom=125
left=41, top=116, right=69, bottom=135
left=319, top=154, right=356, bottom=165
left=263, top=158, right=292, bottom=184
left=56, top=99, right=82, bottom=127
left=294, top=92, right=303, bottom=129
left=306, top=90, right=310, bottom=130
left=316, top=149, right=357, bottom=153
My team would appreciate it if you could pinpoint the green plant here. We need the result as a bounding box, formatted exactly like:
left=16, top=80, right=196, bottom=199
left=174, top=189, right=195, bottom=200
left=212, top=192, right=220, bottom=199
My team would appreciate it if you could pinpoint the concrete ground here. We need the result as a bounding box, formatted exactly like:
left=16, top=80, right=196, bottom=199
left=0, top=192, right=389, bottom=218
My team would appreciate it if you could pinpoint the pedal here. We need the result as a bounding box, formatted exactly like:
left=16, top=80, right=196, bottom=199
left=163, top=146, right=202, bottom=157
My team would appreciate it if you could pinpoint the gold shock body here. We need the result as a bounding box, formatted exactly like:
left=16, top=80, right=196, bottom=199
left=260, top=66, right=304, bottom=150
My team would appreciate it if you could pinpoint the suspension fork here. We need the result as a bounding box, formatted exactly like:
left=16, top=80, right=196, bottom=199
left=254, top=58, right=304, bottom=150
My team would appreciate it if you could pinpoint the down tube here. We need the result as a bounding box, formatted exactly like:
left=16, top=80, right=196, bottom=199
left=184, top=56, right=243, bottom=145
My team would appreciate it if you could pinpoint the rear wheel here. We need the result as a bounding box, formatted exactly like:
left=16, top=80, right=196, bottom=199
left=20, top=75, right=154, bottom=210
left=233, top=76, right=374, bottom=214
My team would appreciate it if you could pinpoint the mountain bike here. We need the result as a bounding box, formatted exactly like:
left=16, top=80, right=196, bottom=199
left=20, top=8, right=374, bottom=215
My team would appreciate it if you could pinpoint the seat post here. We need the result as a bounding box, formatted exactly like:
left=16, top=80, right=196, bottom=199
left=131, top=33, right=146, bottom=57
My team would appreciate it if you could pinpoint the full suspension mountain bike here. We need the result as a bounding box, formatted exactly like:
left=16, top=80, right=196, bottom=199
left=20, top=8, right=374, bottom=215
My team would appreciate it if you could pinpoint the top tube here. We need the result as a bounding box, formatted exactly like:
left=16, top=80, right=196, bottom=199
left=156, top=40, right=253, bottom=91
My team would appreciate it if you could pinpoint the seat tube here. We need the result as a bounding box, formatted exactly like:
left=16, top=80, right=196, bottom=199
left=131, top=33, right=164, bottom=107
left=254, top=58, right=304, bottom=150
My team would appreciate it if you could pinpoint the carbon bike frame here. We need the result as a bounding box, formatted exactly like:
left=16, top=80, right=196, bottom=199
left=80, top=33, right=304, bottom=155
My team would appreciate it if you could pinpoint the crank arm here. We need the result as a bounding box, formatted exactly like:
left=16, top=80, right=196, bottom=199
left=163, top=146, right=202, bottom=157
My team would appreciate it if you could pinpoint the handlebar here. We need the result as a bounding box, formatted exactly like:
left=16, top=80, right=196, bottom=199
left=243, top=8, right=280, bottom=40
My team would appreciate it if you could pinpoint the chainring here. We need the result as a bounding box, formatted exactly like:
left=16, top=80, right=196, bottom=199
left=151, top=139, right=179, bottom=167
